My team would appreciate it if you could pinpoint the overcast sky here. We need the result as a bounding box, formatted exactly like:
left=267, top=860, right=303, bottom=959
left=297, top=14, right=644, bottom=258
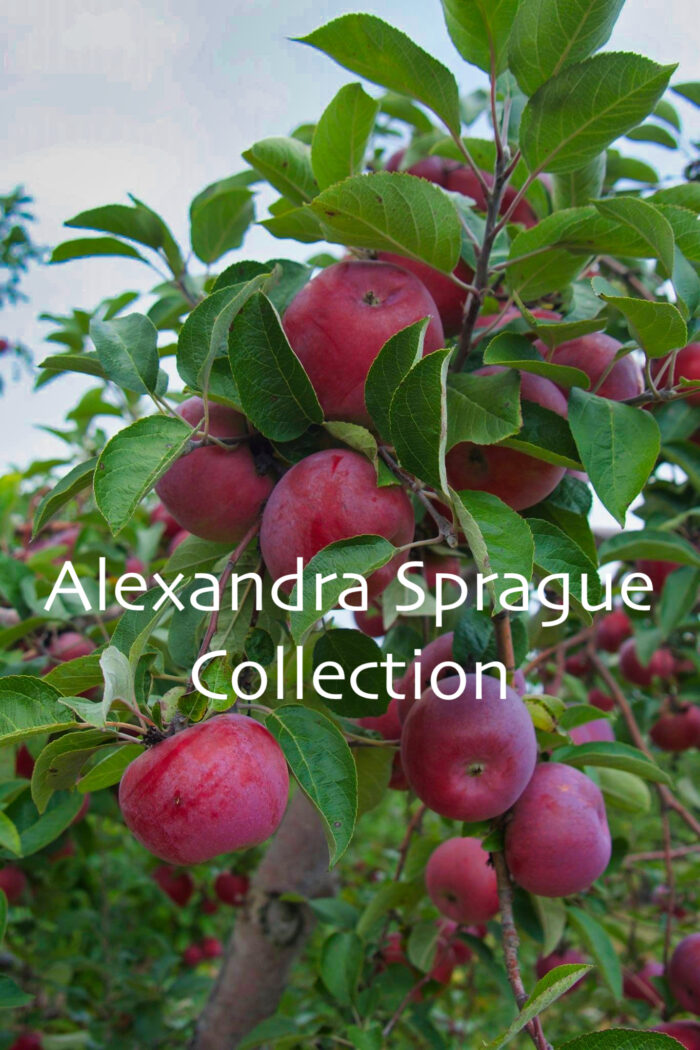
left=2, top=0, right=698, bottom=506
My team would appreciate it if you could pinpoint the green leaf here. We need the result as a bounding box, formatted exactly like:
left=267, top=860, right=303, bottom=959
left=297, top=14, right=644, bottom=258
left=653, top=98, right=681, bottom=130
left=533, top=895, right=567, bottom=957
left=65, top=203, right=168, bottom=250
left=594, top=196, right=675, bottom=278
left=38, top=352, right=108, bottom=381
left=190, top=187, right=255, bottom=264
left=597, top=768, right=651, bottom=815
left=44, top=654, right=103, bottom=698
left=290, top=536, right=398, bottom=643
left=567, top=906, right=622, bottom=997
left=260, top=204, right=324, bottom=244
left=553, top=155, right=607, bottom=209
left=446, top=369, right=522, bottom=448
left=19, top=792, right=84, bottom=856
left=51, top=236, right=148, bottom=265
left=365, top=319, right=428, bottom=443
left=296, top=14, right=461, bottom=135
left=485, top=964, right=594, bottom=1050
left=177, top=277, right=269, bottom=394
left=90, top=313, right=160, bottom=394
left=94, top=415, right=191, bottom=534
left=242, top=137, right=318, bottom=205
left=389, top=348, right=451, bottom=493
left=510, top=0, right=624, bottom=95
left=598, top=528, right=700, bottom=568
left=451, top=490, right=534, bottom=612
left=529, top=518, right=601, bottom=617
left=312, top=84, right=380, bottom=190
left=520, top=53, right=676, bottom=174
left=309, top=172, right=461, bottom=272
left=162, top=534, right=233, bottom=578
left=228, top=292, right=322, bottom=440
left=0, top=676, right=77, bottom=744
left=319, top=930, right=364, bottom=1005
left=483, top=332, right=589, bottom=388
left=519, top=303, right=608, bottom=350
left=659, top=567, right=700, bottom=636
left=441, top=0, right=517, bottom=76
left=605, top=149, right=659, bottom=186
left=323, top=422, right=378, bottom=465
left=0, top=976, right=33, bottom=1009
left=265, top=705, right=357, bottom=866
left=626, top=122, right=678, bottom=149
left=568, top=389, right=661, bottom=524
left=357, top=880, right=424, bottom=937
left=354, top=747, right=393, bottom=817
left=31, top=729, right=110, bottom=813
left=672, top=81, right=700, bottom=107
left=78, top=744, right=144, bottom=792
left=0, top=813, right=21, bottom=856
left=313, top=630, right=390, bottom=717
left=592, top=291, right=687, bottom=358
left=550, top=741, right=671, bottom=785
left=503, top=401, right=582, bottom=469
left=562, top=1031, right=683, bottom=1049
left=31, top=457, right=97, bottom=538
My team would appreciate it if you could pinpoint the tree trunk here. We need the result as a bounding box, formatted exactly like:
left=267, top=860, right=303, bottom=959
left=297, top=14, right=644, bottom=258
left=191, top=790, right=335, bottom=1049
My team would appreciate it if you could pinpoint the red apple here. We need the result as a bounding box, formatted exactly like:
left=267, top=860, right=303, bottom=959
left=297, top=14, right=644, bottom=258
left=152, top=865, right=195, bottom=907
left=151, top=503, right=181, bottom=540
left=377, top=253, right=473, bottom=336
left=396, top=631, right=455, bottom=725
left=445, top=167, right=538, bottom=227
left=214, top=872, right=249, bottom=907
left=650, top=705, right=700, bottom=752
left=619, top=639, right=675, bottom=687
left=624, top=961, right=665, bottom=1004
left=119, top=714, right=289, bottom=864
left=425, top=837, right=499, bottom=924
left=0, top=866, right=27, bottom=903
left=651, top=343, right=700, bottom=406
left=14, top=744, right=35, bottom=779
left=183, top=944, right=204, bottom=967
left=669, top=934, right=700, bottom=1014
left=542, top=333, right=644, bottom=402
left=653, top=1023, right=700, bottom=1050
left=637, top=559, right=680, bottom=595
left=596, top=610, right=632, bottom=653
left=588, top=688, right=615, bottom=712
left=353, top=601, right=385, bottom=638
left=200, top=936, right=223, bottom=959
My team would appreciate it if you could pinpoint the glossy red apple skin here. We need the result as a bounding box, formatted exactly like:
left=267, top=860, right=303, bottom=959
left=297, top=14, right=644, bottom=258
left=650, top=705, right=700, bottom=752
left=651, top=343, right=700, bottom=406
left=396, top=631, right=455, bottom=725
left=619, top=639, right=675, bottom=687
left=668, top=934, right=700, bottom=1015
left=0, top=865, right=27, bottom=903
left=282, top=260, right=445, bottom=426
left=542, top=333, right=644, bottom=402
left=152, top=865, right=195, bottom=907
left=652, top=1022, right=700, bottom=1050
left=377, top=252, right=473, bottom=336
left=445, top=167, right=538, bottom=227
left=401, top=675, right=537, bottom=821
left=260, top=449, right=415, bottom=600
left=570, top=719, right=615, bottom=745
left=214, top=872, right=250, bottom=907
left=384, top=150, right=453, bottom=185
left=155, top=397, right=275, bottom=544
left=421, top=554, right=462, bottom=590
left=624, top=960, right=665, bottom=1004
left=425, top=837, right=499, bottom=924
left=505, top=763, right=611, bottom=898
left=445, top=367, right=568, bottom=511
left=119, top=714, right=289, bottom=865
left=536, top=949, right=588, bottom=993
left=596, top=610, right=632, bottom=652
left=353, top=601, right=384, bottom=638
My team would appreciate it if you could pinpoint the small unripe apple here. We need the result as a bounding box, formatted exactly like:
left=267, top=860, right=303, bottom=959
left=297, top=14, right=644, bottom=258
left=619, top=639, right=675, bottom=687
left=0, top=865, right=27, bottom=903
left=155, top=397, right=275, bottom=544
left=283, top=260, right=444, bottom=425
left=119, top=714, right=289, bottom=864
left=668, top=934, right=700, bottom=1014
left=505, top=763, right=611, bottom=898
left=425, top=837, right=499, bottom=924
left=624, top=961, right=665, bottom=1004
left=214, top=872, right=249, bottom=907
left=260, top=449, right=415, bottom=600
left=650, top=705, right=700, bottom=752
left=596, top=610, right=632, bottom=652
left=401, top=675, right=537, bottom=821
left=152, top=865, right=195, bottom=907
left=201, top=897, right=219, bottom=915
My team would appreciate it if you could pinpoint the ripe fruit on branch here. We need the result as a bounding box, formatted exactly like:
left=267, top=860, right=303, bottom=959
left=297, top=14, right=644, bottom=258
left=536, top=949, right=588, bottom=992
left=200, top=936, right=223, bottom=959
left=396, top=631, right=455, bottom=725
left=282, top=260, right=444, bottom=425
left=505, top=763, right=611, bottom=898
left=651, top=343, right=700, bottom=406
left=419, top=553, right=462, bottom=591
left=152, top=865, right=194, bottom=907
left=624, top=961, right=665, bottom=1004
left=564, top=651, right=592, bottom=677
left=619, top=639, right=675, bottom=687
left=384, top=149, right=453, bottom=185
left=430, top=920, right=473, bottom=983
left=539, top=333, right=644, bottom=402
left=445, top=367, right=568, bottom=511
left=588, top=688, right=615, bottom=712
left=47, top=631, right=95, bottom=662
left=637, top=558, right=680, bottom=595
left=214, top=872, right=249, bottom=907
left=401, top=675, right=537, bottom=821
left=668, top=934, right=700, bottom=1014
left=15, top=744, right=35, bottom=779
left=652, top=1022, right=700, bottom=1050
left=155, top=397, right=275, bottom=544
left=596, top=610, right=632, bottom=653
left=353, top=600, right=384, bottom=638
left=151, top=502, right=181, bottom=540
left=376, top=253, right=473, bottom=336
left=8, top=1035, right=43, bottom=1050
left=425, top=837, right=499, bottom=924
left=0, top=865, right=27, bottom=903
left=650, top=705, right=700, bottom=752
left=445, top=166, right=539, bottom=228
left=260, top=449, right=415, bottom=599
left=119, top=714, right=289, bottom=864
left=183, top=944, right=204, bottom=968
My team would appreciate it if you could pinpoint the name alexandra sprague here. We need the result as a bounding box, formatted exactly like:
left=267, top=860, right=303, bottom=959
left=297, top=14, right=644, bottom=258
left=42, top=559, right=658, bottom=703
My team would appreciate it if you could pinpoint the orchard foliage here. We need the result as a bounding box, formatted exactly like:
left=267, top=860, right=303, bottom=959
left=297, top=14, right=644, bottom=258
left=0, top=0, right=699, bottom=1048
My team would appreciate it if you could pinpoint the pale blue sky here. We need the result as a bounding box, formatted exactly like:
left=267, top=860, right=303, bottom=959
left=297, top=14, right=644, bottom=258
left=2, top=0, right=698, bottom=501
